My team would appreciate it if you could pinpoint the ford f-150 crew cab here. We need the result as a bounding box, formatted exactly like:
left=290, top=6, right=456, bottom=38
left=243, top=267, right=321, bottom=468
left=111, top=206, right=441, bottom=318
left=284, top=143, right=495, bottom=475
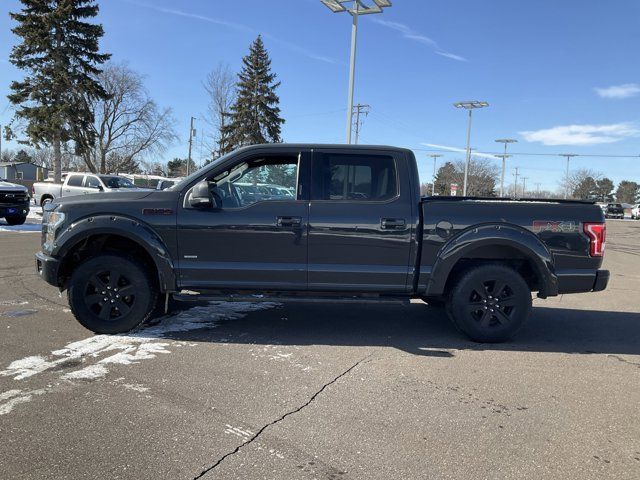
left=0, top=179, right=30, bottom=225
left=35, top=144, right=609, bottom=342
left=32, top=173, right=149, bottom=207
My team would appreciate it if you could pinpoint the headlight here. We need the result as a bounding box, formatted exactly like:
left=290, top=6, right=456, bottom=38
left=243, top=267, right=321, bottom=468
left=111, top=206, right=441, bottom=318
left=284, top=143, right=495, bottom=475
left=42, top=211, right=65, bottom=253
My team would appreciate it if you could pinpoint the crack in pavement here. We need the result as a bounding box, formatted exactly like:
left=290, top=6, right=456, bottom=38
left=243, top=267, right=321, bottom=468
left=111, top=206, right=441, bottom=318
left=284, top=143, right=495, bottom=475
left=608, top=354, right=640, bottom=369
left=193, top=355, right=372, bottom=479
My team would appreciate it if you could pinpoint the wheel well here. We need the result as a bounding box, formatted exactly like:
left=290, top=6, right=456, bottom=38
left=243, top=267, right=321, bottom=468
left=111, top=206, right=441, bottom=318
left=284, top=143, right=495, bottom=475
left=58, top=234, right=159, bottom=290
left=41, top=194, right=53, bottom=204
left=443, top=245, right=541, bottom=295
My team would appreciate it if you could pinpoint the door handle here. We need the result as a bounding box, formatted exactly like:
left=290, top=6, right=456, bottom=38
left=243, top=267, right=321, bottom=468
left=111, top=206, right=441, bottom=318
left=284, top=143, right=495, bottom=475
left=276, top=216, right=302, bottom=227
left=381, top=218, right=406, bottom=229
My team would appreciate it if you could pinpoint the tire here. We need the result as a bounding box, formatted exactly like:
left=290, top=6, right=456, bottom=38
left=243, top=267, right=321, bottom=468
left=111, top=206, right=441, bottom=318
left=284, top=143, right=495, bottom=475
left=447, top=264, right=532, bottom=343
left=5, top=216, right=27, bottom=226
left=67, top=254, right=158, bottom=334
left=41, top=196, right=53, bottom=207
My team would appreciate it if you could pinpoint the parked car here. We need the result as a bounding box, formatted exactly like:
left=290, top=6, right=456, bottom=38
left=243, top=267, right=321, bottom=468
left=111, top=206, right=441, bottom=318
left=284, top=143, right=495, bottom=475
left=0, top=179, right=30, bottom=225
left=35, top=144, right=609, bottom=342
left=631, top=204, right=640, bottom=220
left=604, top=203, right=624, bottom=219
left=33, top=173, right=150, bottom=206
left=156, top=178, right=183, bottom=190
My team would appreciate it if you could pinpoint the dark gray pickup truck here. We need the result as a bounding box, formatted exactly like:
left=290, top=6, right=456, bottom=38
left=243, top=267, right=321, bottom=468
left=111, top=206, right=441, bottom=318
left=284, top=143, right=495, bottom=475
left=35, top=144, right=609, bottom=342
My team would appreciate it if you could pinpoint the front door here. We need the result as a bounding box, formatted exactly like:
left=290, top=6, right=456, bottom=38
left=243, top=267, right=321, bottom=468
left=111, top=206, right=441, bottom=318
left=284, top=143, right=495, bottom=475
left=176, top=150, right=310, bottom=290
left=308, top=149, right=413, bottom=293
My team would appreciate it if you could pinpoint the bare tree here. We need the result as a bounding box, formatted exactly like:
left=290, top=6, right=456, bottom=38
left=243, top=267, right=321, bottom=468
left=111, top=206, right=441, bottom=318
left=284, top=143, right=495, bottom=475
left=560, top=168, right=602, bottom=199
left=203, top=63, right=236, bottom=161
left=76, top=63, right=177, bottom=174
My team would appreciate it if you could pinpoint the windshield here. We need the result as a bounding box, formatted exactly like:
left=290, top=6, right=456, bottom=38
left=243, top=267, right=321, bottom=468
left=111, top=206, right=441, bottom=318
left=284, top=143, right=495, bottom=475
left=101, top=176, right=136, bottom=189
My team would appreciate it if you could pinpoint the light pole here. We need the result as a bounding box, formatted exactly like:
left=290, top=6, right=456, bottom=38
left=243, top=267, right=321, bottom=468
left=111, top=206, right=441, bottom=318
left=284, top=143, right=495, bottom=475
left=560, top=153, right=577, bottom=199
left=494, top=154, right=511, bottom=198
left=454, top=101, right=489, bottom=196
left=428, top=153, right=443, bottom=196
left=321, top=1, right=391, bottom=144
left=495, top=138, right=517, bottom=197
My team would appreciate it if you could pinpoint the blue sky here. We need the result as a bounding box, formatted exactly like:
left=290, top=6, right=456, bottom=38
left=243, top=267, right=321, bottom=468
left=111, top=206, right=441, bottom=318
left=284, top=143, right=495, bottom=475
left=1, top=0, right=639, bottom=192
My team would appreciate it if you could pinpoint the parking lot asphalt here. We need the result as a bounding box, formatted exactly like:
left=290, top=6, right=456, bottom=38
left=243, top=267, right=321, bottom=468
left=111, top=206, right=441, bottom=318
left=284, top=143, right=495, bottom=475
left=0, top=218, right=638, bottom=480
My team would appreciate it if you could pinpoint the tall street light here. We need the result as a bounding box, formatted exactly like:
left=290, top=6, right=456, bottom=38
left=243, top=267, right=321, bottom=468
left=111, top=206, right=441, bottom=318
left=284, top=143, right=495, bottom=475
left=560, top=153, right=578, bottom=199
left=454, top=101, right=489, bottom=196
left=495, top=138, right=517, bottom=197
left=321, top=0, right=392, bottom=144
left=428, top=153, right=443, bottom=196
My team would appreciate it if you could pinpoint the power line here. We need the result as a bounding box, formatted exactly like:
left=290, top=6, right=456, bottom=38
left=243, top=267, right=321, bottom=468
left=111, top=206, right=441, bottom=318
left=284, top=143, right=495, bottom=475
left=414, top=148, right=640, bottom=159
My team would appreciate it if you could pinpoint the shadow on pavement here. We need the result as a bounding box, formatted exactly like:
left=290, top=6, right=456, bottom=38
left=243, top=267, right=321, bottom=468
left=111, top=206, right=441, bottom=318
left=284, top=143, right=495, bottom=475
left=160, top=302, right=640, bottom=358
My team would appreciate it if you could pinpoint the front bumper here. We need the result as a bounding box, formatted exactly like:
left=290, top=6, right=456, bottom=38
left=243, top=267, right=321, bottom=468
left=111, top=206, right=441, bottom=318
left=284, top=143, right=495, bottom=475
left=35, top=251, right=61, bottom=287
left=556, top=269, right=609, bottom=294
left=0, top=203, right=29, bottom=217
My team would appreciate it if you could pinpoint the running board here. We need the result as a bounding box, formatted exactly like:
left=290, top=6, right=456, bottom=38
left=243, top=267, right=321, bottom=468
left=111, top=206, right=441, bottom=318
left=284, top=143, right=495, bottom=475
left=172, top=292, right=410, bottom=306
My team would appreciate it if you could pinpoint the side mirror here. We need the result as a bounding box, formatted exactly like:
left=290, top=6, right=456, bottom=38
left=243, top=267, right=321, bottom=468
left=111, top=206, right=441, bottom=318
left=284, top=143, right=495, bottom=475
left=189, top=180, right=217, bottom=209
left=98, top=186, right=104, bottom=192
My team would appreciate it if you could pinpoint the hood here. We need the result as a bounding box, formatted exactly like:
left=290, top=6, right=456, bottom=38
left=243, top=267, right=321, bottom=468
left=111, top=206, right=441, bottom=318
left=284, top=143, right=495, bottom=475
left=55, top=190, right=155, bottom=207
left=0, top=180, right=28, bottom=192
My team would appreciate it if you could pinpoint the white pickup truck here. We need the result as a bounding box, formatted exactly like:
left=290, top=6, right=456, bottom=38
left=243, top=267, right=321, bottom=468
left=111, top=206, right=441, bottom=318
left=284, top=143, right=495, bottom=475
left=32, top=173, right=151, bottom=206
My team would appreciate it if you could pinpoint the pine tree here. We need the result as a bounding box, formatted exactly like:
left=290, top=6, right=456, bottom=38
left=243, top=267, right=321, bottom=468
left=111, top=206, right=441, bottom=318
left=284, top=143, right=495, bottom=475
left=7, top=0, right=111, bottom=182
left=222, top=36, right=284, bottom=154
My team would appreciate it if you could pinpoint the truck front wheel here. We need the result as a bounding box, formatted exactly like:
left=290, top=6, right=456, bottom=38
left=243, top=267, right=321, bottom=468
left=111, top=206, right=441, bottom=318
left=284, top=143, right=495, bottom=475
left=67, top=254, right=158, bottom=334
left=5, top=216, right=27, bottom=226
left=447, top=264, right=532, bottom=343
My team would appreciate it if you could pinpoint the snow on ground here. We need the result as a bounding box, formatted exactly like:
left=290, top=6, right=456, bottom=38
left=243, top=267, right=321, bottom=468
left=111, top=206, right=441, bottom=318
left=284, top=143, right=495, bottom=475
left=27, top=205, right=43, bottom=220
left=0, top=301, right=281, bottom=415
left=0, top=223, right=42, bottom=233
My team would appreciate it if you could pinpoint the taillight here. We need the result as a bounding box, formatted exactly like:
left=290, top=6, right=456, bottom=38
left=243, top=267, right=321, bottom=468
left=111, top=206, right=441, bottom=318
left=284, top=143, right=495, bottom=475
left=583, top=222, right=606, bottom=257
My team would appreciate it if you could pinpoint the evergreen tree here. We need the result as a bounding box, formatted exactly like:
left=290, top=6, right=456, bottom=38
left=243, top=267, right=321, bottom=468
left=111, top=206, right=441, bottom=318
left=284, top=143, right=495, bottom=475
left=7, top=0, right=111, bottom=182
left=222, top=36, right=284, bottom=153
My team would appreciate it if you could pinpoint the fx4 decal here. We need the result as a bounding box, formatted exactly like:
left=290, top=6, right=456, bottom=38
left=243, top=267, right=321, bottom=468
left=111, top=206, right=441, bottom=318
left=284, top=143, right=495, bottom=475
left=532, top=221, right=578, bottom=233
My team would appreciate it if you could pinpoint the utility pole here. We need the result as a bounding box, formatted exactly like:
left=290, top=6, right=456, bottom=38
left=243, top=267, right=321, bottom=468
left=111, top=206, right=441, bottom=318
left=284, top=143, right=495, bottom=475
left=352, top=103, right=370, bottom=144
left=513, top=167, right=520, bottom=198
left=494, top=138, right=517, bottom=197
left=535, top=182, right=542, bottom=196
left=560, top=153, right=577, bottom=199
left=0, top=123, right=2, bottom=161
left=521, top=177, right=528, bottom=197
left=428, top=153, right=443, bottom=196
left=187, top=116, right=196, bottom=176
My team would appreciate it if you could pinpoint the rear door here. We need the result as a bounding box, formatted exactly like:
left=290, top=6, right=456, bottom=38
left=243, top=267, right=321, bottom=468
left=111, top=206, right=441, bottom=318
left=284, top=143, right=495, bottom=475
left=308, top=148, right=413, bottom=293
left=63, top=174, right=86, bottom=197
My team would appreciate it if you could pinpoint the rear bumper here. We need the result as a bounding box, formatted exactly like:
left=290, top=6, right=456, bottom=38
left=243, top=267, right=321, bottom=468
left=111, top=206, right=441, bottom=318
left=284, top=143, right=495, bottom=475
left=556, top=269, right=609, bottom=294
left=35, top=251, right=60, bottom=287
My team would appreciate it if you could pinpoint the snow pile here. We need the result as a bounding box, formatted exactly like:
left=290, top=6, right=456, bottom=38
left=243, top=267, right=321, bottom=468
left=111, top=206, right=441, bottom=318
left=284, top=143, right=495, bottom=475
left=0, top=301, right=280, bottom=415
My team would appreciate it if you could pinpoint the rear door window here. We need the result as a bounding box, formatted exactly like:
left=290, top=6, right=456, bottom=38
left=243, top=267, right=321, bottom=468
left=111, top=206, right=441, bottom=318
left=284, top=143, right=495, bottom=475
left=66, top=175, right=84, bottom=187
left=313, top=153, right=398, bottom=201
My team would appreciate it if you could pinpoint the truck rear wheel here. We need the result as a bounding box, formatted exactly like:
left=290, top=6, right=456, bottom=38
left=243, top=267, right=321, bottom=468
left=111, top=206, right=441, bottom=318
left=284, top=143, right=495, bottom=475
left=67, top=254, right=157, bottom=334
left=447, top=264, right=531, bottom=343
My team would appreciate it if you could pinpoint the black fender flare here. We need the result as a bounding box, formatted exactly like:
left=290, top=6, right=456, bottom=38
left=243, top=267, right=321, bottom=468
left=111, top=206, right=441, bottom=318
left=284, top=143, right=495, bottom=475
left=52, top=214, right=177, bottom=292
left=424, top=223, right=558, bottom=298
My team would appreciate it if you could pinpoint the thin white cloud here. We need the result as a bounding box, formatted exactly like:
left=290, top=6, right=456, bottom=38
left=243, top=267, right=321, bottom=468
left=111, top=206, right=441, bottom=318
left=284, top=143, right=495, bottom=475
left=125, top=1, right=336, bottom=64
left=520, top=123, right=640, bottom=146
left=421, top=143, right=497, bottom=159
left=373, top=18, right=467, bottom=62
left=594, top=83, right=640, bottom=99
